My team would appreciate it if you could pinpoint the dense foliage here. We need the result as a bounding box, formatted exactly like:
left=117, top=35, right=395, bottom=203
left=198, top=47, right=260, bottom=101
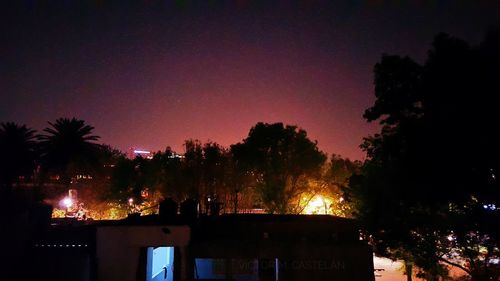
left=0, top=119, right=357, bottom=218
left=348, top=29, right=500, bottom=280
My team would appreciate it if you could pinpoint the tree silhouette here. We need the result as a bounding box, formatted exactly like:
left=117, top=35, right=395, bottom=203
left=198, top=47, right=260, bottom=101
left=39, top=118, right=100, bottom=188
left=201, top=142, right=226, bottom=214
left=349, top=29, right=500, bottom=281
left=226, top=145, right=253, bottom=213
left=156, top=147, right=186, bottom=203
left=182, top=139, right=204, bottom=201
left=0, top=122, right=37, bottom=190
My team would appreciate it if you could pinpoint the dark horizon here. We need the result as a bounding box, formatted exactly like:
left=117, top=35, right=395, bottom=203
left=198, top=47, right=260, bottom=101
left=2, top=1, right=500, bottom=160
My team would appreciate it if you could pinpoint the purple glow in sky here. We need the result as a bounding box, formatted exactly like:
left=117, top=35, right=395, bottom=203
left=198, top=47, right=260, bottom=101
left=2, top=1, right=499, bottom=160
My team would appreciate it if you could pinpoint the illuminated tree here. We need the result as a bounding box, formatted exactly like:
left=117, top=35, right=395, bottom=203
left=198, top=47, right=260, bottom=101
left=232, top=122, right=326, bottom=214
left=294, top=154, right=361, bottom=216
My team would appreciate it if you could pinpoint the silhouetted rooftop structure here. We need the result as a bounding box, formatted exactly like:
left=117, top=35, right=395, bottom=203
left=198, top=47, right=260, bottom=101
left=27, top=213, right=374, bottom=281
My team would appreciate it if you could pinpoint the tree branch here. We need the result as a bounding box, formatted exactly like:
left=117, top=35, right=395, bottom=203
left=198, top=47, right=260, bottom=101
left=437, top=256, right=471, bottom=275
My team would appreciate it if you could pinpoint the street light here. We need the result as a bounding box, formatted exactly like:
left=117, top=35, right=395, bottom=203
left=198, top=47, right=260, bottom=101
left=62, top=197, right=73, bottom=208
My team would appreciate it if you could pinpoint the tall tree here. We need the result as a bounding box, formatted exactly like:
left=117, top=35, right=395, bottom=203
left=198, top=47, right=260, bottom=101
left=182, top=139, right=204, bottom=201
left=0, top=122, right=37, bottom=190
left=201, top=142, right=226, bottom=214
left=232, top=122, right=326, bottom=214
left=226, top=145, right=254, bottom=213
left=319, top=154, right=361, bottom=217
left=39, top=118, right=100, bottom=188
left=109, top=155, right=149, bottom=206
left=348, top=30, right=500, bottom=281
left=156, top=147, right=186, bottom=203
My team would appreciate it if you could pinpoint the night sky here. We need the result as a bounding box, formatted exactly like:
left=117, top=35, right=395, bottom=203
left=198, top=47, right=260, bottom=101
left=2, top=1, right=499, bottom=160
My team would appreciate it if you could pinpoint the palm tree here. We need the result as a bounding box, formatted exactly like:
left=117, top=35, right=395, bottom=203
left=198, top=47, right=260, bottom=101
left=39, top=118, right=100, bottom=187
left=0, top=122, right=37, bottom=190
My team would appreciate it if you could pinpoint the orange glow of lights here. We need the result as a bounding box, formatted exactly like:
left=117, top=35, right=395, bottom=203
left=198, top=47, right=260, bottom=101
left=302, top=194, right=334, bottom=215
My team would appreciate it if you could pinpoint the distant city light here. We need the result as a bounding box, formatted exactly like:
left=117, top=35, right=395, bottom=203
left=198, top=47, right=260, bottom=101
left=130, top=148, right=154, bottom=159
left=168, top=153, right=185, bottom=159
left=483, top=204, right=497, bottom=211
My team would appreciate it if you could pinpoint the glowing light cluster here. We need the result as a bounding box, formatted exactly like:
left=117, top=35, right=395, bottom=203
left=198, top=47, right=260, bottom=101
left=62, top=197, right=73, bottom=208
left=302, top=195, right=334, bottom=215
left=483, top=204, right=497, bottom=211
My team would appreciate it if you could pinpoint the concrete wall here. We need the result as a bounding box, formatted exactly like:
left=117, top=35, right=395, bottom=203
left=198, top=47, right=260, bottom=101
left=192, top=240, right=374, bottom=281
left=95, top=225, right=189, bottom=281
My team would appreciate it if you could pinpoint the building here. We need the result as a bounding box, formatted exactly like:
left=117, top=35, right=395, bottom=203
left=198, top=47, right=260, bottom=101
left=129, top=148, right=154, bottom=160
left=29, top=214, right=375, bottom=281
